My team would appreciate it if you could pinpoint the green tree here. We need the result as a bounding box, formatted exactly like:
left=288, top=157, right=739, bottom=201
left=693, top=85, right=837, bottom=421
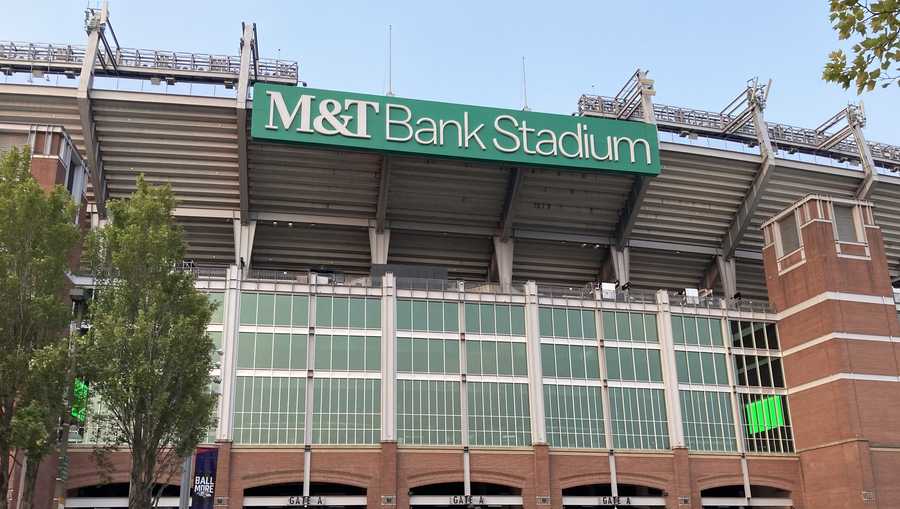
left=83, top=176, right=216, bottom=508
left=824, top=0, right=900, bottom=92
left=10, top=341, right=71, bottom=509
left=0, top=147, right=78, bottom=509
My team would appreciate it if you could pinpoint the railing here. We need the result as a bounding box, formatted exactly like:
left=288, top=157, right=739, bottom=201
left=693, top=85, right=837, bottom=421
left=578, top=94, right=900, bottom=170
left=0, top=40, right=298, bottom=84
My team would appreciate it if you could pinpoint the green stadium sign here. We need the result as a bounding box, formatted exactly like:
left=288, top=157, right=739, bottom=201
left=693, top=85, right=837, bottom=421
left=745, top=395, right=785, bottom=434
left=251, top=84, right=660, bottom=175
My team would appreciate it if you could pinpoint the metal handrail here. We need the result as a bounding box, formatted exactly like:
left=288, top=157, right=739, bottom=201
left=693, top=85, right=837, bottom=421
left=579, top=94, right=900, bottom=169
left=0, top=40, right=298, bottom=83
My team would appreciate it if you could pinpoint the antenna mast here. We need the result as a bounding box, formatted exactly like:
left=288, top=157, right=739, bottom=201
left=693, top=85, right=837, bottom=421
left=387, top=25, right=394, bottom=96
left=521, top=56, right=529, bottom=111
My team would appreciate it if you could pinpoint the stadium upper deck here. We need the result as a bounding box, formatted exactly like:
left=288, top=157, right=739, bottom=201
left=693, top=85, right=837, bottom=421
left=2, top=4, right=900, bottom=306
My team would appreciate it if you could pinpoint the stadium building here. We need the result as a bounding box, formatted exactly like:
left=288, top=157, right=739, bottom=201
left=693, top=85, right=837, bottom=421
left=2, top=6, right=900, bottom=509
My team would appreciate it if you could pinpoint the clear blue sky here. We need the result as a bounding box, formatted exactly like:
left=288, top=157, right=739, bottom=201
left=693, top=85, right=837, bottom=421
left=4, top=0, right=898, bottom=143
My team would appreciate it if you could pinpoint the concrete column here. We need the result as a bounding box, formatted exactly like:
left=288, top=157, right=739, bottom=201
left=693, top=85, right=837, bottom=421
left=524, top=281, right=547, bottom=444
left=715, top=255, right=737, bottom=299
left=655, top=290, right=684, bottom=448
left=217, top=264, right=241, bottom=441
left=233, top=219, right=256, bottom=269
left=370, top=227, right=391, bottom=265
left=593, top=298, right=614, bottom=449
left=380, top=273, right=397, bottom=441
left=492, top=236, right=514, bottom=293
left=609, top=246, right=630, bottom=284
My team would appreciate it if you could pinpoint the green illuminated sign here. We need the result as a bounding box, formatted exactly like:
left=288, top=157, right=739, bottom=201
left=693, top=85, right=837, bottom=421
left=251, top=84, right=660, bottom=175
left=71, top=378, right=89, bottom=424
left=745, top=395, right=784, bottom=434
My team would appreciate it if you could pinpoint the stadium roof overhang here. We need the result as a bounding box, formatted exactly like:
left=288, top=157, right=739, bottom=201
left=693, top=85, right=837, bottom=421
left=2, top=78, right=900, bottom=300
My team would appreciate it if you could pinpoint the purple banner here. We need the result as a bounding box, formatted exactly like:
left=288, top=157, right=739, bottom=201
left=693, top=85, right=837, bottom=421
left=190, top=447, right=219, bottom=509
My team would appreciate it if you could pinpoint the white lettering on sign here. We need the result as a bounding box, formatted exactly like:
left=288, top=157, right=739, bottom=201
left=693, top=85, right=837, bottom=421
left=192, top=475, right=215, bottom=497
left=262, top=91, right=654, bottom=166
left=599, top=495, right=632, bottom=506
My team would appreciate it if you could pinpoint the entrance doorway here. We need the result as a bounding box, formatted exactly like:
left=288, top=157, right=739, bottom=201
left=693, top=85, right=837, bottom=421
left=700, top=485, right=793, bottom=508
left=562, top=483, right=666, bottom=508
left=243, top=482, right=367, bottom=508
left=408, top=482, right=522, bottom=509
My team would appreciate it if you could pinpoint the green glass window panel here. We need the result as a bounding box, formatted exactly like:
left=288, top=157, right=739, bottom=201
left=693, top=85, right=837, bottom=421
left=397, top=299, right=412, bottom=330
left=647, top=349, right=662, bottom=382
left=316, top=296, right=332, bottom=327
left=349, top=298, right=366, bottom=328
left=480, top=304, right=496, bottom=334
left=429, top=339, right=445, bottom=373
left=348, top=336, right=365, bottom=370
left=497, top=341, right=513, bottom=375
left=700, top=351, right=716, bottom=384
left=512, top=343, right=527, bottom=376
left=290, top=334, right=307, bottom=370
left=208, top=293, right=225, bottom=324
left=567, top=309, right=583, bottom=339
left=698, top=318, right=712, bottom=346
left=445, top=340, right=460, bottom=373
left=397, top=338, right=412, bottom=372
left=412, top=301, right=428, bottom=331
left=481, top=341, right=498, bottom=375
left=602, top=311, right=617, bottom=340
left=619, top=348, right=635, bottom=381
left=444, top=302, right=459, bottom=332
left=495, top=305, right=511, bottom=335
left=257, top=294, right=275, bottom=326
left=570, top=346, right=587, bottom=379
left=687, top=351, right=702, bottom=384
left=684, top=317, right=699, bottom=345
left=273, top=334, right=291, bottom=369
left=582, top=310, right=597, bottom=339
left=745, top=395, right=785, bottom=434
left=710, top=319, right=724, bottom=346
left=426, top=301, right=443, bottom=332
left=315, top=336, right=331, bottom=370
left=633, top=348, right=649, bottom=381
left=714, top=353, right=729, bottom=385
left=555, top=344, right=572, bottom=378
left=644, top=314, right=658, bottom=342
left=209, top=331, right=222, bottom=352
left=616, top=312, right=630, bottom=341
left=412, top=339, right=429, bottom=372
left=332, top=298, right=349, bottom=328
left=585, top=347, right=600, bottom=380
left=273, top=295, right=292, bottom=326
left=541, top=343, right=556, bottom=377
left=675, top=351, right=689, bottom=383
left=630, top=313, right=645, bottom=342
left=365, top=298, right=380, bottom=329
left=539, top=307, right=553, bottom=337
left=331, top=336, right=349, bottom=370
left=510, top=306, right=525, bottom=335
left=605, top=347, right=620, bottom=380
left=466, top=341, right=482, bottom=375
left=255, top=333, right=273, bottom=369
left=553, top=308, right=567, bottom=337
left=237, top=332, right=255, bottom=368
left=290, top=295, right=308, bottom=328
left=240, top=293, right=258, bottom=325
left=365, top=337, right=380, bottom=371
left=465, top=303, right=480, bottom=333
left=671, top=315, right=684, bottom=344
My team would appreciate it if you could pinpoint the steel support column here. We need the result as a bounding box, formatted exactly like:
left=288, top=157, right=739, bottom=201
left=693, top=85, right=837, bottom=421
left=233, top=219, right=256, bottom=269
left=524, top=281, right=547, bottom=444
left=236, top=22, right=255, bottom=224
left=491, top=236, right=514, bottom=293
left=77, top=4, right=108, bottom=216
left=369, top=227, right=391, bottom=265
left=655, top=290, right=685, bottom=447
left=849, top=105, right=878, bottom=200
left=720, top=81, right=774, bottom=261
left=380, top=273, right=397, bottom=441
left=376, top=155, right=392, bottom=233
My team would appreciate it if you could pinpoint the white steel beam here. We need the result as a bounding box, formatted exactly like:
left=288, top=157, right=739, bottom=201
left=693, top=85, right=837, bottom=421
left=498, top=167, right=523, bottom=241
left=380, top=273, right=397, bottom=441
left=491, top=236, right=514, bottom=292
left=375, top=155, right=391, bottom=233
left=233, top=219, right=257, bottom=268
left=850, top=104, right=878, bottom=200
left=524, top=281, right=547, bottom=444
left=76, top=4, right=108, bottom=216
left=236, top=22, right=254, bottom=224
left=720, top=81, right=774, bottom=261
left=369, top=227, right=391, bottom=265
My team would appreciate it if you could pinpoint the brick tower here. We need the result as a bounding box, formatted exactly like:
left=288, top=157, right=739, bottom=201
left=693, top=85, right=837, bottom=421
left=761, top=195, right=900, bottom=509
